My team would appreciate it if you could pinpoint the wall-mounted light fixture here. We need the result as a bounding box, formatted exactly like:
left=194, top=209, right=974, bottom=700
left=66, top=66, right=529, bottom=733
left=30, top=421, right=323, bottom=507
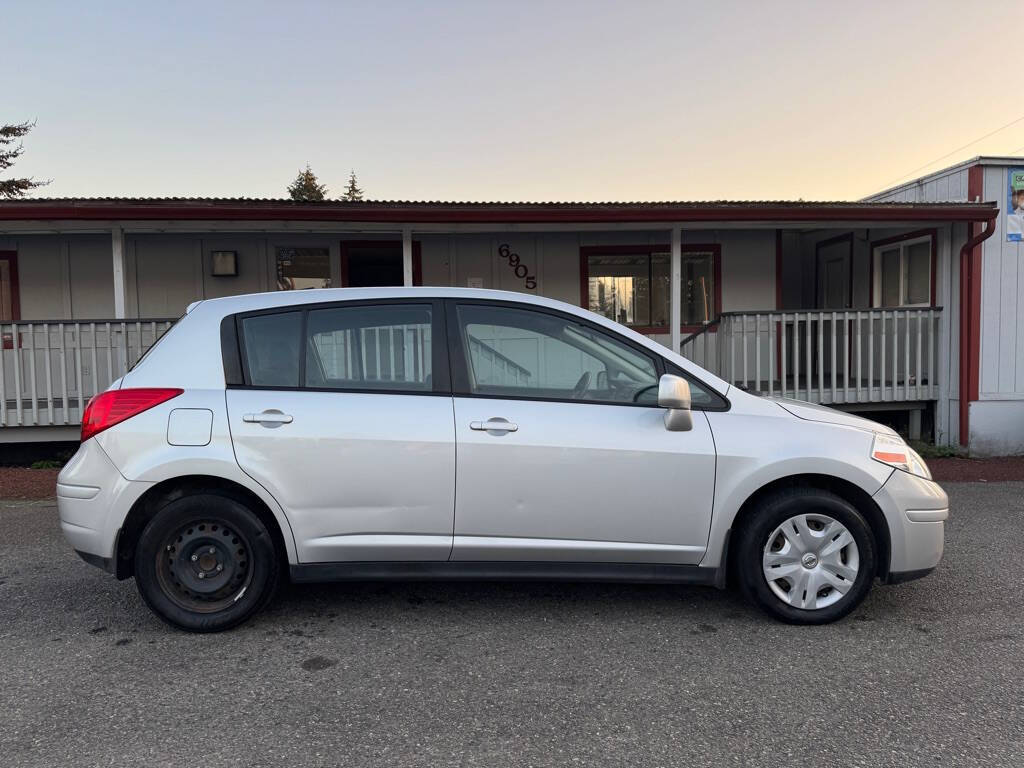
left=210, top=250, right=238, bottom=277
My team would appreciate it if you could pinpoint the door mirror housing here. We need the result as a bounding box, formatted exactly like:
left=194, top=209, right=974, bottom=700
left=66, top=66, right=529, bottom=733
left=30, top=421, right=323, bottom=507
left=658, top=374, right=692, bottom=431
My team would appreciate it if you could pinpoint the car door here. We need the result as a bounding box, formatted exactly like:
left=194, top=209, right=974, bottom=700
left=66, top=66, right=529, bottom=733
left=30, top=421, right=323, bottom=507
left=225, top=299, right=455, bottom=563
left=447, top=300, right=718, bottom=565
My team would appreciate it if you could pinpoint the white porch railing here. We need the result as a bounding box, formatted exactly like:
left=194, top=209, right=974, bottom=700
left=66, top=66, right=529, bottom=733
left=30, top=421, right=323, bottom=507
left=0, top=319, right=175, bottom=428
left=680, top=307, right=942, bottom=405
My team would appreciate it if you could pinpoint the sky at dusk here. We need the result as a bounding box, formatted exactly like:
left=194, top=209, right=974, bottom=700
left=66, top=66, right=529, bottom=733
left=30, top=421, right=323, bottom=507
left=5, top=0, right=1023, bottom=202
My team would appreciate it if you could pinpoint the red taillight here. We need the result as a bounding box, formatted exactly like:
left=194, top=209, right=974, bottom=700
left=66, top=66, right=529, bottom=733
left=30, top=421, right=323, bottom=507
left=80, top=388, right=183, bottom=442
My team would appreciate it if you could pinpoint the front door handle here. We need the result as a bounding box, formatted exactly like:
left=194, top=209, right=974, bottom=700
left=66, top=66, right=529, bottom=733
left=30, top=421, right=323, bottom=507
left=470, top=418, right=518, bottom=433
left=243, top=410, right=293, bottom=426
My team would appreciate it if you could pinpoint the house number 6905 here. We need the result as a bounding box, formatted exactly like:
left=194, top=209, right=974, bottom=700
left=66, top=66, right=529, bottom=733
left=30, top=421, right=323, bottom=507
left=497, top=243, right=537, bottom=290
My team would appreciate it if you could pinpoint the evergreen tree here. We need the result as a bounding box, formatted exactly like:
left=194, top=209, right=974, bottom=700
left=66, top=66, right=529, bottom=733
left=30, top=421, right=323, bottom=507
left=1, top=120, right=48, bottom=199
left=287, top=164, right=328, bottom=201
left=342, top=170, right=364, bottom=201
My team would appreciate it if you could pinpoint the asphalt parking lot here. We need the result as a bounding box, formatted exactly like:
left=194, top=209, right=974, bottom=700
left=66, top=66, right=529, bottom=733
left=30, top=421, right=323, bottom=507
left=1, top=483, right=1022, bottom=768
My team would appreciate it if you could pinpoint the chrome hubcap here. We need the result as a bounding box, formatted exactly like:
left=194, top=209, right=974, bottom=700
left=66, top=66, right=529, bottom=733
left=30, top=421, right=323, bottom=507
left=762, top=513, right=859, bottom=610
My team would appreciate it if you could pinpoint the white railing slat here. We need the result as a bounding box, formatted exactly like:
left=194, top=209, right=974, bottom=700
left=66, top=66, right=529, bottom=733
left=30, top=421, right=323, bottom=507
left=27, top=323, right=38, bottom=425
left=43, top=323, right=54, bottom=424
left=58, top=323, right=69, bottom=425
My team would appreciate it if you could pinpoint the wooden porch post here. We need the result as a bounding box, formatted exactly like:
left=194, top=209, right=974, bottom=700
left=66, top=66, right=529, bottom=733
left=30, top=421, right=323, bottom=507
left=111, top=225, right=126, bottom=319
left=670, top=226, right=682, bottom=352
left=402, top=228, right=413, bottom=287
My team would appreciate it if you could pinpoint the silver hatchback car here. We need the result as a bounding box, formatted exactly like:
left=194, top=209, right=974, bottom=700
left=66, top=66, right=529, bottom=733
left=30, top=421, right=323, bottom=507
left=58, top=288, right=947, bottom=632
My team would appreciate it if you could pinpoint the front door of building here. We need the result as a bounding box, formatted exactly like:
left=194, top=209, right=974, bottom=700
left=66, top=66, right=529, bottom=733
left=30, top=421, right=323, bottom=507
left=341, top=241, right=421, bottom=287
left=0, top=252, right=18, bottom=322
left=815, top=236, right=852, bottom=386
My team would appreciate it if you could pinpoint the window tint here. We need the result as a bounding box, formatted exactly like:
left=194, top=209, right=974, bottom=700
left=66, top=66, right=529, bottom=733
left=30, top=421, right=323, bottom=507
left=241, top=312, right=302, bottom=387
left=456, top=304, right=659, bottom=404
left=305, top=304, right=432, bottom=391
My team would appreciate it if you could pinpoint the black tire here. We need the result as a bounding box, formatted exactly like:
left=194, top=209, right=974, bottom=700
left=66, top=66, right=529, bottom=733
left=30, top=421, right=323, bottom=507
left=735, top=487, right=876, bottom=625
left=134, top=493, right=280, bottom=632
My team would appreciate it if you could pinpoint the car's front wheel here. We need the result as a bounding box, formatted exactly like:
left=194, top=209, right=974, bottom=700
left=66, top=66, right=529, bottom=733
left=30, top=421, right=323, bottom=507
left=134, top=493, right=280, bottom=632
left=736, top=488, right=876, bottom=624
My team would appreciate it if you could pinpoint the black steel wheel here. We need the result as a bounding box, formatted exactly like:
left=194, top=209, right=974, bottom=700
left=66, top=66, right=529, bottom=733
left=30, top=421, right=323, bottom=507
left=135, top=493, right=280, bottom=632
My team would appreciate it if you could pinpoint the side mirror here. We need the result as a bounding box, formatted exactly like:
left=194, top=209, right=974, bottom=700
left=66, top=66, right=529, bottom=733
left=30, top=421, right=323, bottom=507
left=658, top=374, right=693, bottom=431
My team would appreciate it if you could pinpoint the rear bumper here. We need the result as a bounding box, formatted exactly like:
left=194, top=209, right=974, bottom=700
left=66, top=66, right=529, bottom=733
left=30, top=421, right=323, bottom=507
left=57, top=439, right=151, bottom=561
left=872, top=469, right=948, bottom=578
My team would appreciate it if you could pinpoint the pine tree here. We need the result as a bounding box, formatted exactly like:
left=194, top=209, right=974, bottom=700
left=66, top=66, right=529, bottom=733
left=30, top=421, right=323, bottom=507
left=342, top=170, right=364, bottom=201
left=287, top=164, right=328, bottom=201
left=0, top=120, right=48, bottom=199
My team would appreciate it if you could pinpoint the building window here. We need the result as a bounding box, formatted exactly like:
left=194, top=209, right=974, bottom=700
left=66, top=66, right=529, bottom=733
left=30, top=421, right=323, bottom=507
left=276, top=247, right=331, bottom=290
left=871, top=232, right=934, bottom=308
left=583, top=245, right=718, bottom=330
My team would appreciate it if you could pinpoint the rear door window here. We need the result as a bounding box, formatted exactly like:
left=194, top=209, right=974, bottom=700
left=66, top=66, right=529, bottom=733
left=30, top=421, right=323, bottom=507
left=240, top=311, right=302, bottom=387
left=304, top=304, right=433, bottom=391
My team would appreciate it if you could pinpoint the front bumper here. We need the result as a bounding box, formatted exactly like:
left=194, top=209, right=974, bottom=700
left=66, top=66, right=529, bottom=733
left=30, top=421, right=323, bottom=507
left=872, top=468, right=948, bottom=581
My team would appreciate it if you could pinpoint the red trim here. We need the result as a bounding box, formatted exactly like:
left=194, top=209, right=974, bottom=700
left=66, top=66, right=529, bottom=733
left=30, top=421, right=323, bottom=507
left=578, top=243, right=722, bottom=334
left=0, top=250, right=20, bottom=321
left=960, top=166, right=994, bottom=447
left=813, top=233, right=854, bottom=308
left=339, top=240, right=422, bottom=288
left=0, top=201, right=998, bottom=224
left=868, top=228, right=938, bottom=307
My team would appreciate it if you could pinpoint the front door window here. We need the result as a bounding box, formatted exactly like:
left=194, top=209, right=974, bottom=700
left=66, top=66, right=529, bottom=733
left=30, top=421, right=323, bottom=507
left=454, top=303, right=660, bottom=405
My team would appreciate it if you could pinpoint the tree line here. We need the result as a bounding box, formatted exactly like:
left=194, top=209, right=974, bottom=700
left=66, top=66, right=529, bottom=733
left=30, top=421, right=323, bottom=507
left=0, top=120, right=367, bottom=201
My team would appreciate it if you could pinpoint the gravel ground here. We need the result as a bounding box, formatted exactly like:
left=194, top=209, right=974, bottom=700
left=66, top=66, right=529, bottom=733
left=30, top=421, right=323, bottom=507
left=1, top=483, right=1022, bottom=767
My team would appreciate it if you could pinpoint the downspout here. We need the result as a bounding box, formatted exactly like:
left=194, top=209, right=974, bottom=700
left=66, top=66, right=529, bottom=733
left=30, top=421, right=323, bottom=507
left=958, top=214, right=997, bottom=448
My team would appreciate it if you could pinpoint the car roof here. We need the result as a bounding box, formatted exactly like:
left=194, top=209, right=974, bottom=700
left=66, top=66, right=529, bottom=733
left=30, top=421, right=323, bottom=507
left=190, top=286, right=577, bottom=315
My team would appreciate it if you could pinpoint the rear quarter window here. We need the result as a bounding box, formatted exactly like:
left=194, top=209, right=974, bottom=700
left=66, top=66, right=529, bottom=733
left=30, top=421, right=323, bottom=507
left=240, top=312, right=302, bottom=387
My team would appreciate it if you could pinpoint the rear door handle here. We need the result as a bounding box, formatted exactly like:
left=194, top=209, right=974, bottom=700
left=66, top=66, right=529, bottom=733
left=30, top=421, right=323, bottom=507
left=243, top=410, right=293, bottom=426
left=470, top=418, right=518, bottom=433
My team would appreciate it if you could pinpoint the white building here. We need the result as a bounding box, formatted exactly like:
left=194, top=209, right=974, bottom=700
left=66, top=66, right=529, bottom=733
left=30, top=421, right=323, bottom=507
left=865, top=157, right=1024, bottom=455
left=0, top=176, right=1009, bottom=453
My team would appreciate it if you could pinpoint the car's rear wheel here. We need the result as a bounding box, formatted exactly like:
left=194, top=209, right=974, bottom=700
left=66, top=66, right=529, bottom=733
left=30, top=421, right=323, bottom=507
left=134, top=493, right=279, bottom=632
left=736, top=488, right=876, bottom=624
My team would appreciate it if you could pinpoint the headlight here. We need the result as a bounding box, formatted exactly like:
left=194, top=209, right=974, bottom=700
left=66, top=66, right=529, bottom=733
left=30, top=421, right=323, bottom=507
left=871, top=433, right=932, bottom=480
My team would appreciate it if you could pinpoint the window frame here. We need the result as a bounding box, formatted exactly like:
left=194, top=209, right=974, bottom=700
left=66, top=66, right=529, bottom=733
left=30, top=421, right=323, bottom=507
left=578, top=243, right=722, bottom=334
left=445, top=298, right=729, bottom=411
left=869, top=230, right=937, bottom=309
left=225, top=297, right=451, bottom=396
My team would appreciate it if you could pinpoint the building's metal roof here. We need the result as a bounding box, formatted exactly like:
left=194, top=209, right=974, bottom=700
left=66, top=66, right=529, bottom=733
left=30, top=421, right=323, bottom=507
left=0, top=196, right=999, bottom=224
left=0, top=196, right=1002, bottom=206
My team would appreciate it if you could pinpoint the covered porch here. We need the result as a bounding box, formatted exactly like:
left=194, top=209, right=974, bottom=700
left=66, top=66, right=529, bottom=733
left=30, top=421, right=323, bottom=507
left=0, top=198, right=998, bottom=443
